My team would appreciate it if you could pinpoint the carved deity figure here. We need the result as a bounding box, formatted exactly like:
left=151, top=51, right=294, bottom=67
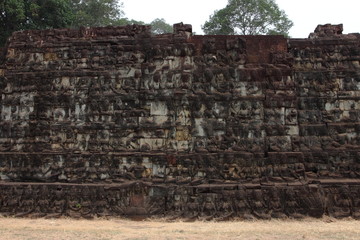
left=36, top=185, right=50, bottom=216
left=184, top=196, right=200, bottom=218
left=284, top=188, right=303, bottom=218
left=249, top=189, right=271, bottom=220
left=326, top=187, right=352, bottom=218
left=215, top=194, right=234, bottom=220
left=48, top=186, right=66, bottom=217
left=200, top=195, right=217, bottom=219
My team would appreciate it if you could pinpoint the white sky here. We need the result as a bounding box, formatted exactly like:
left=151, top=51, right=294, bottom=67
left=121, top=0, right=360, bottom=38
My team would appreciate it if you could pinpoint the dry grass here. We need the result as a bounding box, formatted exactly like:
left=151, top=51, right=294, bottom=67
left=0, top=216, right=359, bottom=240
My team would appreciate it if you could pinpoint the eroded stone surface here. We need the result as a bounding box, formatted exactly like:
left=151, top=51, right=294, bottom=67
left=0, top=24, right=360, bottom=219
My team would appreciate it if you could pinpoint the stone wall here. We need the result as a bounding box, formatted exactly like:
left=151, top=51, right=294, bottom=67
left=0, top=23, right=359, bottom=219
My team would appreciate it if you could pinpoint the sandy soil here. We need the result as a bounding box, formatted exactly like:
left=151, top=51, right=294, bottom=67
left=0, top=216, right=359, bottom=240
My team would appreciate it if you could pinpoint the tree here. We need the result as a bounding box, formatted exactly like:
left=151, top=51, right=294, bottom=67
left=24, top=0, right=73, bottom=30
left=113, top=18, right=173, bottom=35
left=202, top=0, right=293, bottom=36
left=0, top=0, right=125, bottom=47
left=70, top=0, right=124, bottom=28
left=0, top=0, right=25, bottom=45
left=150, top=18, right=173, bottom=34
left=113, top=18, right=145, bottom=26
left=0, top=0, right=73, bottom=46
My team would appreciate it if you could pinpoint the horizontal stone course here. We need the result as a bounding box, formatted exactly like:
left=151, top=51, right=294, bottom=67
left=1, top=180, right=360, bottom=219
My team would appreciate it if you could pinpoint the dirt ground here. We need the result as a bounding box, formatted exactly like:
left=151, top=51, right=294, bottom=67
left=0, top=216, right=359, bottom=240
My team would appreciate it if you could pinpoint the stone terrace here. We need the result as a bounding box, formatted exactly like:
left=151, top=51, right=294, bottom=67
left=0, top=23, right=359, bottom=219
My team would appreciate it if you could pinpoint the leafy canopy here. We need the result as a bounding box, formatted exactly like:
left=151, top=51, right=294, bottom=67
left=202, top=0, right=293, bottom=36
left=70, top=0, right=124, bottom=28
left=0, top=0, right=73, bottom=45
left=0, top=0, right=174, bottom=47
left=116, top=18, right=173, bottom=35
left=0, top=0, right=123, bottom=46
left=150, top=18, right=173, bottom=34
left=114, top=18, right=145, bottom=26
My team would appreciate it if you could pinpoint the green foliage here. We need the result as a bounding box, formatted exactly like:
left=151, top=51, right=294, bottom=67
left=24, top=0, right=73, bottom=29
left=0, top=0, right=174, bottom=47
left=0, top=0, right=125, bottom=47
left=70, top=0, right=124, bottom=28
left=113, top=18, right=145, bottom=26
left=202, top=0, right=293, bottom=36
left=75, top=203, right=82, bottom=209
left=0, top=0, right=73, bottom=46
left=0, top=0, right=25, bottom=45
left=150, top=18, right=173, bottom=34
left=113, top=18, right=173, bottom=35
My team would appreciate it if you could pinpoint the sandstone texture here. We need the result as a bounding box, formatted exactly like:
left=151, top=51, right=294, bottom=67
left=0, top=23, right=360, bottom=219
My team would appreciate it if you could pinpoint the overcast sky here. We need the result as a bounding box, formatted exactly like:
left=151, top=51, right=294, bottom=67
left=121, top=0, right=360, bottom=38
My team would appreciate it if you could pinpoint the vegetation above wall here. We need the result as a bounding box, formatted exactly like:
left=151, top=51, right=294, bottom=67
left=0, top=0, right=173, bottom=47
